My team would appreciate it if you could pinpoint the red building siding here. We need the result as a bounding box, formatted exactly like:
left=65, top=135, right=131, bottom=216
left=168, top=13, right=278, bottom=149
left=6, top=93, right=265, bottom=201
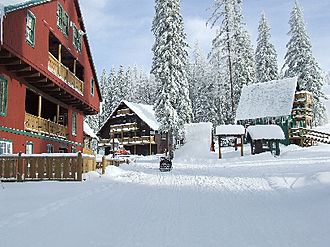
left=0, top=0, right=100, bottom=154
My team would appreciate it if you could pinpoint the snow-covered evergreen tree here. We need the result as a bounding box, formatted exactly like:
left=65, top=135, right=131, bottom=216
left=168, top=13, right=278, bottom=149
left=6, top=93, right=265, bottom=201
left=188, top=42, right=216, bottom=124
left=255, top=12, right=278, bottom=83
left=208, top=0, right=255, bottom=124
left=151, top=0, right=192, bottom=157
left=283, top=0, right=327, bottom=126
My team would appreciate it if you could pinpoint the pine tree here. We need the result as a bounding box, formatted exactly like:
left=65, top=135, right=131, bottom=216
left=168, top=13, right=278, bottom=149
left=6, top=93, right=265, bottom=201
left=283, top=0, right=327, bottom=126
left=188, top=42, right=216, bottom=124
left=151, top=0, right=192, bottom=157
left=255, top=13, right=278, bottom=83
left=208, top=0, right=255, bottom=124
left=85, top=69, right=108, bottom=132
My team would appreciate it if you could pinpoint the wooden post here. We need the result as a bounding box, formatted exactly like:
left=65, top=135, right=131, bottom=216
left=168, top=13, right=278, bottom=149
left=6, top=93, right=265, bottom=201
left=56, top=105, right=60, bottom=124
left=17, top=152, right=23, bottom=182
left=101, top=155, right=106, bottom=175
left=240, top=135, right=244, bottom=156
left=77, top=152, right=83, bottom=181
left=218, top=136, right=222, bottom=159
left=38, top=95, right=42, bottom=118
left=73, top=59, right=77, bottom=75
left=149, top=136, right=152, bottom=155
left=58, top=44, right=62, bottom=63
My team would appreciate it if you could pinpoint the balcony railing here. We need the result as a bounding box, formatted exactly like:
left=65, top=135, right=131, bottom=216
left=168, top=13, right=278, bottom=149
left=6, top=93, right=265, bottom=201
left=48, top=53, right=84, bottom=95
left=110, top=123, right=138, bottom=133
left=120, top=136, right=155, bottom=145
left=25, top=113, right=68, bottom=138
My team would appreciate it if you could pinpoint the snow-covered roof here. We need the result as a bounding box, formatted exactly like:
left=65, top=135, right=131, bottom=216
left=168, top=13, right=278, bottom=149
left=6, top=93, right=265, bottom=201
left=4, top=0, right=52, bottom=14
left=247, top=125, right=285, bottom=140
left=236, top=77, right=297, bottom=121
left=122, top=101, right=159, bottom=131
left=84, top=121, right=99, bottom=140
left=216, top=125, right=245, bottom=136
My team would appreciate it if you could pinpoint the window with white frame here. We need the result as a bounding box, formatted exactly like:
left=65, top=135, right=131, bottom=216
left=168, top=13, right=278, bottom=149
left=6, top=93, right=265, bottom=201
left=26, top=11, right=36, bottom=46
left=73, top=24, right=82, bottom=52
left=57, top=3, right=69, bottom=37
left=47, top=144, right=54, bottom=153
left=0, top=140, right=13, bottom=155
left=26, top=142, right=34, bottom=154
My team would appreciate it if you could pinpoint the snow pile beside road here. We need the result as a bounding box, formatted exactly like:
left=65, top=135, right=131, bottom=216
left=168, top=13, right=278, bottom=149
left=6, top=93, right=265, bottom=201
left=175, top=122, right=213, bottom=161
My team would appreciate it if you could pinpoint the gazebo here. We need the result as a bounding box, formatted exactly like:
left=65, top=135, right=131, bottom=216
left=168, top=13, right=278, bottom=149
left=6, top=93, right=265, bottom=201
left=246, top=125, right=285, bottom=156
left=215, top=125, right=245, bottom=159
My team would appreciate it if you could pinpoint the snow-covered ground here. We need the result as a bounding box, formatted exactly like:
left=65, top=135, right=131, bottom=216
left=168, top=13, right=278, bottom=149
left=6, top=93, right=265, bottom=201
left=1, top=143, right=330, bottom=247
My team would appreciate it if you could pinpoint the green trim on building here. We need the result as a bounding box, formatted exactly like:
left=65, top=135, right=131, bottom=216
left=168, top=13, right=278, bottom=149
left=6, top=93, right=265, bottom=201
left=0, top=125, right=83, bottom=147
left=0, top=76, right=8, bottom=117
left=26, top=10, right=36, bottom=47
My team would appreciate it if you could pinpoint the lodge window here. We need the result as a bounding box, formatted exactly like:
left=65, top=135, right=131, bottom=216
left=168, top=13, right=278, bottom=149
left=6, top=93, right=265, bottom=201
left=57, top=3, right=69, bottom=37
left=73, top=24, right=82, bottom=52
left=26, top=11, right=36, bottom=47
left=0, top=76, right=8, bottom=117
left=72, top=112, right=77, bottom=136
left=90, top=78, right=94, bottom=96
left=47, top=144, right=54, bottom=153
left=26, top=142, right=34, bottom=154
left=0, top=140, right=13, bottom=155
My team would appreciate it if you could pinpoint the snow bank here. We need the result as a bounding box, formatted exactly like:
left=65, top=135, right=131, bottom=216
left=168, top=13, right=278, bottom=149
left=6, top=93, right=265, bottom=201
left=175, top=122, right=213, bottom=161
left=82, top=171, right=101, bottom=181
left=247, top=125, right=285, bottom=140
left=83, top=121, right=98, bottom=140
left=216, top=124, right=245, bottom=135
left=104, top=165, right=130, bottom=178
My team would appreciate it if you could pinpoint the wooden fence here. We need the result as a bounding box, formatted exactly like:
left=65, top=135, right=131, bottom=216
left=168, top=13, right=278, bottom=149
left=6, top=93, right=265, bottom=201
left=0, top=153, right=128, bottom=182
left=0, top=153, right=96, bottom=182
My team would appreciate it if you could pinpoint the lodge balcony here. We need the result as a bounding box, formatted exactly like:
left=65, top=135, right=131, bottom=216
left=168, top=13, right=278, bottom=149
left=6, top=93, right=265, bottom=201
left=48, top=52, right=84, bottom=95
left=25, top=113, right=68, bottom=138
left=110, top=123, right=138, bottom=134
left=24, top=89, right=68, bottom=138
left=0, top=47, right=96, bottom=115
left=120, top=136, right=156, bottom=145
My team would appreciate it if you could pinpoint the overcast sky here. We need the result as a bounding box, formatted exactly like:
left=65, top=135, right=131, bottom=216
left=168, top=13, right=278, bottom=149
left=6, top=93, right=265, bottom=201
left=4, top=0, right=330, bottom=76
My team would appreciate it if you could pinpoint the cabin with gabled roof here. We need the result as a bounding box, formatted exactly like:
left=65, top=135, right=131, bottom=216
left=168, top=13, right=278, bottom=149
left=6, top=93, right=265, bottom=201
left=98, top=101, right=168, bottom=156
left=235, top=77, right=314, bottom=145
left=0, top=0, right=101, bottom=154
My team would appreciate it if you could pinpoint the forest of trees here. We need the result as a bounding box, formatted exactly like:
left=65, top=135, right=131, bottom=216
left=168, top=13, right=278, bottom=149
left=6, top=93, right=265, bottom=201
left=86, top=0, right=328, bottom=134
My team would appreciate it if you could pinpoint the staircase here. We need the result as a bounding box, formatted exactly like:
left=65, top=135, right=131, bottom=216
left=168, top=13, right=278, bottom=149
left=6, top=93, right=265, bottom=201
left=289, top=128, right=330, bottom=147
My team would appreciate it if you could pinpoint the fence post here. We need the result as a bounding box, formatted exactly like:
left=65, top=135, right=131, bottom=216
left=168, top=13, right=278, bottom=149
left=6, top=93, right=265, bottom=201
left=102, top=156, right=106, bottom=175
left=17, top=152, right=23, bottom=182
left=77, top=152, right=83, bottom=181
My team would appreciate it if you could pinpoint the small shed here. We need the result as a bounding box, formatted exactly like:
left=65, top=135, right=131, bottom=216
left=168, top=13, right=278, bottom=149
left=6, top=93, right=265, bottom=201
left=215, top=125, right=245, bottom=159
left=247, top=125, right=285, bottom=156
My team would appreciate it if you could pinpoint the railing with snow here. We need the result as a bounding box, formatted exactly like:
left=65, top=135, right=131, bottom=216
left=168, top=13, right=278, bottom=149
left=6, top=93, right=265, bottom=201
left=289, top=128, right=330, bottom=146
left=0, top=153, right=96, bottom=182
left=0, top=153, right=128, bottom=182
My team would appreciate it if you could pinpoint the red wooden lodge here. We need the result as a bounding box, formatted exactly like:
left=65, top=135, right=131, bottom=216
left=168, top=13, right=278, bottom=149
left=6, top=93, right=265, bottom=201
left=0, top=0, right=101, bottom=154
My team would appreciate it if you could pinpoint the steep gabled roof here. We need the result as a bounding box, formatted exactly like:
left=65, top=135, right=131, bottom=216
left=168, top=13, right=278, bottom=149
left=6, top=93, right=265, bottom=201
left=236, top=77, right=297, bottom=121
left=123, top=101, right=159, bottom=131
left=4, top=0, right=51, bottom=14
left=99, top=101, right=159, bottom=134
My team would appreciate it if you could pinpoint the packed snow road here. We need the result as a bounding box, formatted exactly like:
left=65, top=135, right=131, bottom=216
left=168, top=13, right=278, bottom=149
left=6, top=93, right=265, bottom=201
left=1, top=145, right=330, bottom=247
